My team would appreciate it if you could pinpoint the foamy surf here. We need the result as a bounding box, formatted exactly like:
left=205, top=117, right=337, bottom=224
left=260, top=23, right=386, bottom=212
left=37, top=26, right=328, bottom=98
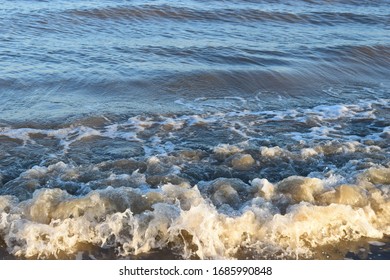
left=0, top=97, right=389, bottom=259
left=0, top=166, right=389, bottom=259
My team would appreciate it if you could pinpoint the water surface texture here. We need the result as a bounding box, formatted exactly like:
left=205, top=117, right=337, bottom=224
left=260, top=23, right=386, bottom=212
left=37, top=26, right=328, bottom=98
left=0, top=0, right=389, bottom=259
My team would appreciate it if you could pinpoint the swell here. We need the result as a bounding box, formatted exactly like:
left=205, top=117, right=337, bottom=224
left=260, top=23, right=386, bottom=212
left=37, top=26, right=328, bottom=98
left=66, top=5, right=389, bottom=25
left=318, top=45, right=390, bottom=66
left=2, top=44, right=389, bottom=96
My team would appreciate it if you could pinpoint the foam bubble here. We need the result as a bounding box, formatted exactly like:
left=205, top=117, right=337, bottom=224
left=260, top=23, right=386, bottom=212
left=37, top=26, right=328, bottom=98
left=250, top=178, right=275, bottom=200
left=365, top=167, right=390, bottom=184
left=277, top=176, right=324, bottom=204
left=260, top=146, right=286, bottom=157
left=230, top=154, right=255, bottom=171
left=368, top=241, right=386, bottom=246
left=301, top=148, right=318, bottom=158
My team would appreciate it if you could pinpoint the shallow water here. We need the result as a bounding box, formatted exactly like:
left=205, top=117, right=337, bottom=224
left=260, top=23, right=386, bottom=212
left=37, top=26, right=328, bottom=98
left=0, top=0, right=389, bottom=259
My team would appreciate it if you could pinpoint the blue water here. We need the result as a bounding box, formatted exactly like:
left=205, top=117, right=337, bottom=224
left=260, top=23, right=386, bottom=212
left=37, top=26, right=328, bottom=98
left=1, top=0, right=389, bottom=120
left=0, top=0, right=389, bottom=260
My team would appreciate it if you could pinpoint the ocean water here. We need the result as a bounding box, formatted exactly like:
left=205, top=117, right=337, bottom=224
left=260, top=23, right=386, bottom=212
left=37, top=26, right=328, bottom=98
left=0, top=0, right=389, bottom=260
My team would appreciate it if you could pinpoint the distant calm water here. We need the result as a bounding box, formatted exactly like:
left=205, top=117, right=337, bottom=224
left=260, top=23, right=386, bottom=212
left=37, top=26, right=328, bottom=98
left=0, top=0, right=389, bottom=259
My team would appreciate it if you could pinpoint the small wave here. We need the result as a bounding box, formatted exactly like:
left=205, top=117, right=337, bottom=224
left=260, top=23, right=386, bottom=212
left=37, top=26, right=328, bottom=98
left=66, top=5, right=389, bottom=26
left=319, top=45, right=390, bottom=67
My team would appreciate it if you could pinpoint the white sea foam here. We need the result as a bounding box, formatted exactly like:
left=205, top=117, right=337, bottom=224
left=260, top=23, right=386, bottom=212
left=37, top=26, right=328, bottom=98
left=260, top=146, right=287, bottom=157
left=0, top=99, right=386, bottom=154
left=213, top=144, right=243, bottom=155
left=368, top=241, right=386, bottom=246
left=0, top=166, right=389, bottom=259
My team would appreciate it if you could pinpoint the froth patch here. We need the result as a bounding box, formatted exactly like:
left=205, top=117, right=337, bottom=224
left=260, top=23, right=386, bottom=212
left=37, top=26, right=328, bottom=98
left=365, top=167, right=390, bottom=185
left=318, top=185, right=367, bottom=207
left=267, top=203, right=383, bottom=252
left=277, top=176, right=323, bottom=204
left=230, top=154, right=255, bottom=170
